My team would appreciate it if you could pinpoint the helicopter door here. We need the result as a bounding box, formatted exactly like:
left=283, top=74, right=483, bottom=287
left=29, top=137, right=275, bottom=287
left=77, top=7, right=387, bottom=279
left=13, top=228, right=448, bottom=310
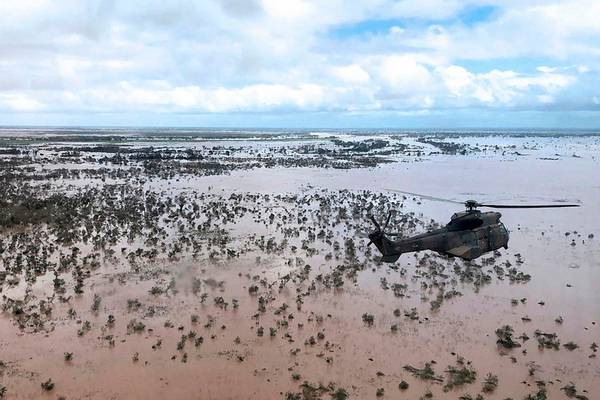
left=487, top=223, right=509, bottom=250
left=442, top=229, right=485, bottom=260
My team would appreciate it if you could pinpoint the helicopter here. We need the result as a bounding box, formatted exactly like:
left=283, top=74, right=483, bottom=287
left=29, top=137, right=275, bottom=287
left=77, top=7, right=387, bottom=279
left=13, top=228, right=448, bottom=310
left=367, top=190, right=580, bottom=262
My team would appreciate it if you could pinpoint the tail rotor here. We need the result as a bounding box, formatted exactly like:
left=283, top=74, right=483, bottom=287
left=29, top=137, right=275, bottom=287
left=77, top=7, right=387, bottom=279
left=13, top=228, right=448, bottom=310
left=366, top=209, right=395, bottom=247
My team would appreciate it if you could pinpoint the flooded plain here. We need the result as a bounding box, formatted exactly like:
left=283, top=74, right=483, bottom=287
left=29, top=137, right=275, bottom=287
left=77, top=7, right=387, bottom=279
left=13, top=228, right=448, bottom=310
left=0, top=129, right=599, bottom=399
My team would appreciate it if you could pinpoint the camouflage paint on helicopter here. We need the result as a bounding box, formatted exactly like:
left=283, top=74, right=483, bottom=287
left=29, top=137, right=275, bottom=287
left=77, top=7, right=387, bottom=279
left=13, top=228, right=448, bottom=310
left=367, top=191, right=580, bottom=262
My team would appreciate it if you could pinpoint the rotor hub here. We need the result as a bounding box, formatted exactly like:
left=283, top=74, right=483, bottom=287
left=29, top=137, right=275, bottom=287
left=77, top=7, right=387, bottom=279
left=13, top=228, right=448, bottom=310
left=464, top=200, right=479, bottom=210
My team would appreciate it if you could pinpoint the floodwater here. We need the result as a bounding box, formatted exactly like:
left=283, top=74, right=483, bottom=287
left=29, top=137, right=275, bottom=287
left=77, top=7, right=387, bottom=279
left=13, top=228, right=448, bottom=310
left=0, top=130, right=599, bottom=399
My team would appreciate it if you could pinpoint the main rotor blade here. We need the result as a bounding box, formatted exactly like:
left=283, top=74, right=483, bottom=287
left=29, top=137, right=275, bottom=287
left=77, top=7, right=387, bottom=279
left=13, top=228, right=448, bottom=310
left=385, top=189, right=463, bottom=205
left=478, top=203, right=581, bottom=209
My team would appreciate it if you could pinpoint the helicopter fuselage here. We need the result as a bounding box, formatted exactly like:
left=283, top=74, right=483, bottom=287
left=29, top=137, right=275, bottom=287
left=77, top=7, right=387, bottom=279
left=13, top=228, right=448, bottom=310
left=371, top=211, right=509, bottom=262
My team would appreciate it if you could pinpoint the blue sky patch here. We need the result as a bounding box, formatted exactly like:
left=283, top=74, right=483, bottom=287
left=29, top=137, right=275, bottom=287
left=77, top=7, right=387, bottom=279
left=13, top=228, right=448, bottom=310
left=457, top=5, right=498, bottom=26
left=328, top=19, right=406, bottom=38
left=328, top=5, right=499, bottom=39
left=456, top=57, right=558, bottom=74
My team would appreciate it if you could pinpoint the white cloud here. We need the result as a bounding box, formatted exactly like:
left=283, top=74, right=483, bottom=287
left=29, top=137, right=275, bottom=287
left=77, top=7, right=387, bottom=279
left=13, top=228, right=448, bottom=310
left=0, top=94, right=45, bottom=112
left=332, top=65, right=370, bottom=84
left=368, top=55, right=435, bottom=97
left=261, top=0, right=312, bottom=19
left=0, top=0, right=598, bottom=119
left=26, top=82, right=338, bottom=113
left=436, top=64, right=576, bottom=107
left=389, top=26, right=404, bottom=35
left=577, top=65, right=590, bottom=73
left=537, top=66, right=557, bottom=73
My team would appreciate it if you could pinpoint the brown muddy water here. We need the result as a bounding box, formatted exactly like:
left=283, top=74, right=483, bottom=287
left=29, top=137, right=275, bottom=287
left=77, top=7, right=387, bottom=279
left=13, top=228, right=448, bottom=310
left=0, top=130, right=599, bottom=399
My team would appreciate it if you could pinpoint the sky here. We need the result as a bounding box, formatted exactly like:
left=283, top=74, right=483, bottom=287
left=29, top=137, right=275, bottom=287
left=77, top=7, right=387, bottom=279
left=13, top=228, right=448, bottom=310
left=1, top=0, right=599, bottom=128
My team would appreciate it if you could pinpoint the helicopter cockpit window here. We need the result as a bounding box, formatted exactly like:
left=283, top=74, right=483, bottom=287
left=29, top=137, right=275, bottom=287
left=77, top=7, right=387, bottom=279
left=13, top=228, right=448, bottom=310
left=447, top=216, right=484, bottom=231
